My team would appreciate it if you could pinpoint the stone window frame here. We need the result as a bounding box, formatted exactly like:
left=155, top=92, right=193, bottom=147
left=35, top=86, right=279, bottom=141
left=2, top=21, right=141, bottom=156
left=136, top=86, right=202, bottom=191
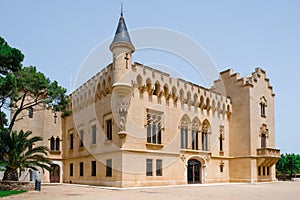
left=145, top=108, right=164, bottom=145
left=260, top=96, right=267, bottom=118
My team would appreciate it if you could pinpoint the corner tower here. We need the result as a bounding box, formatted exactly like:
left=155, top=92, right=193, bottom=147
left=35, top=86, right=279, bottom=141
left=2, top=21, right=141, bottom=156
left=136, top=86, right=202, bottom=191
left=109, top=10, right=135, bottom=84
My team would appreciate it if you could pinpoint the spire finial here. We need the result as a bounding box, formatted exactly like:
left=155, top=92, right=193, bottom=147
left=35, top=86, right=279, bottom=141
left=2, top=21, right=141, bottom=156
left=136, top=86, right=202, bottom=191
left=121, top=3, right=123, bottom=17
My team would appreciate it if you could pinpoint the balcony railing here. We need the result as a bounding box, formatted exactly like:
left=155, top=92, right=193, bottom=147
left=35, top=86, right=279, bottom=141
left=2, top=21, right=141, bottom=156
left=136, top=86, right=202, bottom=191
left=257, top=148, right=280, bottom=157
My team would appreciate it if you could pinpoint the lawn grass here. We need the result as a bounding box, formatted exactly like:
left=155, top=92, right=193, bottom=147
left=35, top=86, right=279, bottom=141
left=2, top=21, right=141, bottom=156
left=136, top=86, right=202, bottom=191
left=0, top=190, right=26, bottom=197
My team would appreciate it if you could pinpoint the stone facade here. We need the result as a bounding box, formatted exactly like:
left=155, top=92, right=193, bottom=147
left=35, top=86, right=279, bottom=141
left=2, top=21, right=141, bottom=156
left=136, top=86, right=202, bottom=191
left=9, top=13, right=280, bottom=187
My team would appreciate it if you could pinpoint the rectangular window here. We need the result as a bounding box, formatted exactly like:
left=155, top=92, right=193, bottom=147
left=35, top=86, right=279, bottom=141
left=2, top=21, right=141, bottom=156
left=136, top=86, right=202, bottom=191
left=106, top=119, right=112, bottom=141
left=156, top=159, right=162, bottom=176
left=79, top=162, right=84, bottom=176
left=91, top=125, right=96, bottom=144
left=55, top=137, right=60, bottom=151
left=79, top=130, right=84, bottom=147
left=146, top=159, right=153, bottom=176
left=70, top=163, right=73, bottom=176
left=261, top=104, right=266, bottom=117
left=267, top=167, right=270, bottom=176
left=106, top=159, right=112, bottom=177
left=70, top=134, right=74, bottom=150
left=91, top=161, right=96, bottom=176
left=258, top=167, right=261, bottom=176
left=220, top=134, right=223, bottom=151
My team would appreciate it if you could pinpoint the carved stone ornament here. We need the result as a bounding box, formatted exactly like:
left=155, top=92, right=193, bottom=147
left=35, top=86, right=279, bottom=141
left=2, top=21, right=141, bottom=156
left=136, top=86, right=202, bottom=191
left=118, top=100, right=129, bottom=131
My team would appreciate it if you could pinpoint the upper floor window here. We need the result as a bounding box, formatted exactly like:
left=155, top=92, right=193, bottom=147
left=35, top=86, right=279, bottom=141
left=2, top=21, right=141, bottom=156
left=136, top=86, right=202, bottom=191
left=106, top=119, right=112, bottom=141
left=50, top=136, right=60, bottom=151
left=219, top=126, right=224, bottom=152
left=91, top=125, right=96, bottom=144
left=260, top=97, right=267, bottom=117
left=191, top=120, right=200, bottom=150
left=29, top=107, right=33, bottom=118
left=146, top=111, right=162, bottom=144
left=180, top=118, right=188, bottom=149
left=201, top=124, right=209, bottom=151
left=260, top=124, right=268, bottom=149
left=79, top=130, right=84, bottom=147
left=69, top=133, right=74, bottom=150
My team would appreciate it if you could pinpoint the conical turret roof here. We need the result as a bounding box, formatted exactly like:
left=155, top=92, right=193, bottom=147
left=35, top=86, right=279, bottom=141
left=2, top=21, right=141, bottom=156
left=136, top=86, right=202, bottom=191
left=111, top=12, right=134, bottom=47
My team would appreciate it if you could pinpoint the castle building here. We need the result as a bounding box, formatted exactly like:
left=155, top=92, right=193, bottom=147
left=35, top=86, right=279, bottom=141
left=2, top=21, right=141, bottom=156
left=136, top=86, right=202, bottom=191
left=11, top=12, right=280, bottom=187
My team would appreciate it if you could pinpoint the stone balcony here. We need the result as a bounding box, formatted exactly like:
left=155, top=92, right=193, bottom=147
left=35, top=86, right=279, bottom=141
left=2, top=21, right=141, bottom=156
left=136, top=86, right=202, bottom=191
left=257, top=148, right=280, bottom=166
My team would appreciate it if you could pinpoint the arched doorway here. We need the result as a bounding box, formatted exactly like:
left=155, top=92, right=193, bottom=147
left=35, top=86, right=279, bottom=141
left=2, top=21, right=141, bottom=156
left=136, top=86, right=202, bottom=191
left=187, top=159, right=201, bottom=184
left=50, top=164, right=60, bottom=183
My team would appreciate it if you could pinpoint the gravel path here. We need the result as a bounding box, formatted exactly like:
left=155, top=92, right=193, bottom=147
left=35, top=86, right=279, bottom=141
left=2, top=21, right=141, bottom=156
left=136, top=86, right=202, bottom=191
left=3, top=181, right=300, bottom=200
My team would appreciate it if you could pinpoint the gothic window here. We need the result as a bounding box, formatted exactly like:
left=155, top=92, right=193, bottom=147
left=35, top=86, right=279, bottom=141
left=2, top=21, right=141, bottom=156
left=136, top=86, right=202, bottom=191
left=146, top=112, right=162, bottom=144
left=50, top=136, right=60, bottom=151
left=69, top=134, right=74, bottom=150
left=50, top=136, right=55, bottom=151
left=146, top=159, right=153, bottom=176
left=55, top=136, right=60, bottom=151
left=79, top=130, right=84, bottom=147
left=91, top=125, right=96, bottom=144
left=260, top=124, right=268, bottom=149
left=29, top=107, right=33, bottom=118
left=220, top=163, right=224, bottom=173
left=191, top=120, right=199, bottom=150
left=202, top=124, right=209, bottom=151
left=180, top=118, right=188, bottom=149
left=260, top=97, right=267, bottom=117
left=219, top=126, right=224, bottom=152
left=106, top=119, right=112, bottom=141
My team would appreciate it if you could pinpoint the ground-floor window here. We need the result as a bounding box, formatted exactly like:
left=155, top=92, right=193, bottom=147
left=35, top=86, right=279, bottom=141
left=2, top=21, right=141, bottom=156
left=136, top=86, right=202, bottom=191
left=156, top=159, right=162, bottom=176
left=80, top=162, right=84, bottom=176
left=70, top=163, right=73, bottom=176
left=146, top=159, right=153, bottom=176
left=91, top=161, right=96, bottom=176
left=106, top=159, right=112, bottom=177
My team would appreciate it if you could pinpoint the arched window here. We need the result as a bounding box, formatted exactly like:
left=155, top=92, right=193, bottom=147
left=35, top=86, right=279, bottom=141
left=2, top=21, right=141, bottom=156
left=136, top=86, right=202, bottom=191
left=260, top=97, right=267, bottom=117
left=201, top=124, right=209, bottom=151
left=55, top=137, right=60, bottom=151
left=146, top=111, right=162, bottom=144
left=50, top=136, right=55, bottom=151
left=180, top=117, right=188, bottom=149
left=260, top=124, right=268, bottom=149
left=191, top=119, right=200, bottom=150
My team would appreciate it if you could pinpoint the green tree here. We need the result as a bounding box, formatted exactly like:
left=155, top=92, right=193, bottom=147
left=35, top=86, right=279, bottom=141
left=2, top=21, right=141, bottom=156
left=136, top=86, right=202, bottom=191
left=0, top=129, right=51, bottom=181
left=276, top=153, right=300, bottom=180
left=0, top=36, right=71, bottom=181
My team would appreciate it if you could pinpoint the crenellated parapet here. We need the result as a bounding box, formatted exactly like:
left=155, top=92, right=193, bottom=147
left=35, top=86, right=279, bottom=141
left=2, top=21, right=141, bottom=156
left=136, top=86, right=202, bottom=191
left=214, top=67, right=275, bottom=97
left=71, top=64, right=114, bottom=113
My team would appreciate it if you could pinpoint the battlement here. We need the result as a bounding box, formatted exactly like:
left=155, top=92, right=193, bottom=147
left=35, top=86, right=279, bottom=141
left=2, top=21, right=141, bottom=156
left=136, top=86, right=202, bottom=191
left=216, top=67, right=275, bottom=97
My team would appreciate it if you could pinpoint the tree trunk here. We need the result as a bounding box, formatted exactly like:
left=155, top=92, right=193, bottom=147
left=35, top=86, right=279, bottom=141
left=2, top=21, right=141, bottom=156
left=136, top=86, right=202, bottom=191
left=2, top=167, right=18, bottom=181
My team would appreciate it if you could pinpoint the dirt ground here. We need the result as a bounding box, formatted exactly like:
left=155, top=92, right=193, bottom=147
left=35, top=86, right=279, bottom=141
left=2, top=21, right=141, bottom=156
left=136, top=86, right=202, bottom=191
left=3, top=181, right=300, bottom=200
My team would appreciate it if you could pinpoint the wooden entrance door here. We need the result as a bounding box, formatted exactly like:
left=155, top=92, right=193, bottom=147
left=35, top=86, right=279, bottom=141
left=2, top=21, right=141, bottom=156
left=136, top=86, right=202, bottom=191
left=50, top=164, right=60, bottom=183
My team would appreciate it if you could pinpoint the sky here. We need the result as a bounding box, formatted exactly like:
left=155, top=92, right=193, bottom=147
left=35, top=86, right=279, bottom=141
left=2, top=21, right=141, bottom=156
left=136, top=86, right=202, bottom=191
left=1, top=0, right=299, bottom=154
